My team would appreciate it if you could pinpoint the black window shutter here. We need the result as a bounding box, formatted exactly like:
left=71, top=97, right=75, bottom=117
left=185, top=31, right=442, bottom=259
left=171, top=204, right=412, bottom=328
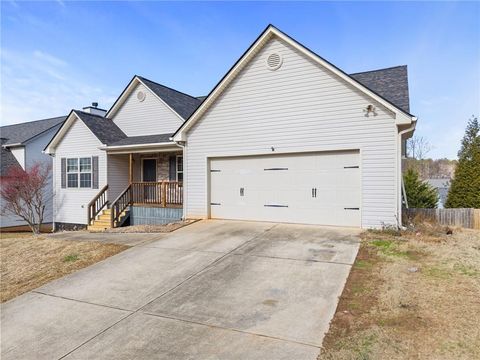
left=169, top=156, right=176, bottom=181
left=92, top=156, right=99, bottom=189
left=61, top=158, right=66, bottom=188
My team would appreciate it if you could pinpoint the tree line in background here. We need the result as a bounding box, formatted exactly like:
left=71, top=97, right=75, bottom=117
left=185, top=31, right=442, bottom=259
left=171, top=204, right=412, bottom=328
left=403, top=157, right=457, bottom=180
left=404, top=115, right=480, bottom=209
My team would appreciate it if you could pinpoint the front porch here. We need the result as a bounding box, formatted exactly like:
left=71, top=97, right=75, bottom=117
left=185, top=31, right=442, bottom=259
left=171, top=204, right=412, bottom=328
left=88, top=146, right=184, bottom=230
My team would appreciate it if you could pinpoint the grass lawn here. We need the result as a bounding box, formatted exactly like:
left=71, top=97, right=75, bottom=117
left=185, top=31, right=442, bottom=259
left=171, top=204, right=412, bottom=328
left=319, top=224, right=480, bottom=360
left=0, top=232, right=129, bottom=303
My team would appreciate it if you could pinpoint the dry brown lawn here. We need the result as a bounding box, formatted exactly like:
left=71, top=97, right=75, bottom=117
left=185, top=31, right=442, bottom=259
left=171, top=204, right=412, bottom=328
left=320, top=224, right=480, bottom=360
left=0, top=232, right=128, bottom=303
left=105, top=219, right=197, bottom=233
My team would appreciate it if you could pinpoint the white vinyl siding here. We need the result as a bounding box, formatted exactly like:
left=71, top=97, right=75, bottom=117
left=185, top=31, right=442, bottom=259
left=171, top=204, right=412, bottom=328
left=107, top=154, right=130, bottom=201
left=112, top=83, right=184, bottom=136
left=10, top=147, right=25, bottom=169
left=54, top=119, right=107, bottom=225
left=184, top=37, right=399, bottom=228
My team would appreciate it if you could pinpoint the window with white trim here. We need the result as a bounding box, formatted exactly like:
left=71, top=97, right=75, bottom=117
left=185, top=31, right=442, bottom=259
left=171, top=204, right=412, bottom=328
left=176, top=155, right=183, bottom=182
left=67, top=157, right=92, bottom=188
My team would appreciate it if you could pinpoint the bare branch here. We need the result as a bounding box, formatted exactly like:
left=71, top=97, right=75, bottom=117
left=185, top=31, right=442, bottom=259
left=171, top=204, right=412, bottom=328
left=1, top=162, right=51, bottom=234
left=407, top=136, right=433, bottom=160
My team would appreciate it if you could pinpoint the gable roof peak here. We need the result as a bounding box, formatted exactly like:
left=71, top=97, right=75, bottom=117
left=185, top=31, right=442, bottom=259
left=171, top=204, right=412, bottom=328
left=135, top=75, right=200, bottom=102
left=173, top=25, right=416, bottom=141
left=106, top=75, right=202, bottom=121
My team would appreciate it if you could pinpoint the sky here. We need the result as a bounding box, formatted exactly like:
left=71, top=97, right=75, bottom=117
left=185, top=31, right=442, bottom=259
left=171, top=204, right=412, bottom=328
left=1, top=1, right=479, bottom=159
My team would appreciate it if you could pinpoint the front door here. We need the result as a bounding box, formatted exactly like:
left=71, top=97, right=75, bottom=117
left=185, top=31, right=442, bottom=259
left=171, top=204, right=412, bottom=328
left=142, top=159, right=157, bottom=202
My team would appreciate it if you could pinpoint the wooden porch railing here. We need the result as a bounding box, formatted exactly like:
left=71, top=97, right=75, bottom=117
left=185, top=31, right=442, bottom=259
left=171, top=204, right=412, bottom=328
left=87, top=184, right=109, bottom=225
left=130, top=181, right=183, bottom=207
left=111, top=184, right=132, bottom=228
left=109, top=181, right=183, bottom=228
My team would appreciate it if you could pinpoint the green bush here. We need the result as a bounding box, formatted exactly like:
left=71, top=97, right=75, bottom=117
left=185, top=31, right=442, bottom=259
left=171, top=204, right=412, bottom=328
left=404, top=169, right=438, bottom=208
left=445, top=116, right=480, bottom=208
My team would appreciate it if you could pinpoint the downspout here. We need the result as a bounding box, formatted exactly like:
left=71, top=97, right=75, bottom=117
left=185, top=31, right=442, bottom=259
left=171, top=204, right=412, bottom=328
left=175, top=141, right=187, bottom=220
left=47, top=152, right=56, bottom=232
left=397, top=118, right=417, bottom=226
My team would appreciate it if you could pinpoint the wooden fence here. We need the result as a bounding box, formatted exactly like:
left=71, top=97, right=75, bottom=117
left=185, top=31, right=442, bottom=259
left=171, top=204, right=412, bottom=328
left=404, top=208, right=480, bottom=229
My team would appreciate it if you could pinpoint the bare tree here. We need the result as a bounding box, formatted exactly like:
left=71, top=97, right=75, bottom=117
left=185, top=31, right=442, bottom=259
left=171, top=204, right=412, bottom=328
left=1, top=162, right=51, bottom=235
left=407, top=136, right=433, bottom=160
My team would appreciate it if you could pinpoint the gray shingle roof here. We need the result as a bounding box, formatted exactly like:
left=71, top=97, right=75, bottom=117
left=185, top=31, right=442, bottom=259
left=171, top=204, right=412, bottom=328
left=74, top=111, right=127, bottom=145
left=1, top=116, right=66, bottom=146
left=0, top=138, right=22, bottom=176
left=137, top=76, right=202, bottom=120
left=349, top=65, right=410, bottom=113
left=108, top=133, right=174, bottom=147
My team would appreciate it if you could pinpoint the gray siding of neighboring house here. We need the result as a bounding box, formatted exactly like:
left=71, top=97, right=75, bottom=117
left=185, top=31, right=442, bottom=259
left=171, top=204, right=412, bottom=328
left=54, top=119, right=107, bottom=225
left=184, top=37, right=400, bottom=228
left=1, top=125, right=61, bottom=228
left=112, top=83, right=184, bottom=136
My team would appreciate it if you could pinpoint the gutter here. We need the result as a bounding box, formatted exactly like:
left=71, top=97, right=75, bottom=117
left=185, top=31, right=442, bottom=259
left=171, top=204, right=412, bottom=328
left=98, top=142, right=179, bottom=151
left=2, top=143, right=23, bottom=148
left=397, top=118, right=417, bottom=222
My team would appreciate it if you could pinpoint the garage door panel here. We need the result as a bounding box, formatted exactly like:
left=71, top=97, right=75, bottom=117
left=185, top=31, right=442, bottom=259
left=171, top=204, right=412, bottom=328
left=209, top=151, right=360, bottom=227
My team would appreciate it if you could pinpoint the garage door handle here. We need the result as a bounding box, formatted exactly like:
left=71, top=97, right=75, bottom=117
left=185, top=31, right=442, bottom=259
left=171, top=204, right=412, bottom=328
left=312, top=188, right=317, bottom=198
left=240, top=187, right=244, bottom=196
left=344, top=207, right=360, bottom=210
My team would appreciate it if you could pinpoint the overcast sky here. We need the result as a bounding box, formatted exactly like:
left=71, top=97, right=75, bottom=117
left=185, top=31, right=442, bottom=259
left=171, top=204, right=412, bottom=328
left=1, top=1, right=479, bottom=159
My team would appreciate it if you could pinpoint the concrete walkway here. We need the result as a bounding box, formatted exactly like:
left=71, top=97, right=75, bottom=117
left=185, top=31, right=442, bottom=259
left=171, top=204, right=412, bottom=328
left=1, top=220, right=360, bottom=360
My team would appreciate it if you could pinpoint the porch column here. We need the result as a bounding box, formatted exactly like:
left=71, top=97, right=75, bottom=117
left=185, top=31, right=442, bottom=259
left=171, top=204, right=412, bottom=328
left=129, top=153, right=133, bottom=184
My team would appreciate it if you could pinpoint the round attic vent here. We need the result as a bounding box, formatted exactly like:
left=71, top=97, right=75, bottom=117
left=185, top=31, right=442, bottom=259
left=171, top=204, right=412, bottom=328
left=266, top=53, right=282, bottom=70
left=137, top=91, right=146, bottom=102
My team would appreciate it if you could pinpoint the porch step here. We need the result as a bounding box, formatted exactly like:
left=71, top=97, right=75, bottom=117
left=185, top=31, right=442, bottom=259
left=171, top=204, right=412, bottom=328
left=93, top=219, right=111, bottom=226
left=87, top=224, right=110, bottom=232
left=88, top=208, right=128, bottom=232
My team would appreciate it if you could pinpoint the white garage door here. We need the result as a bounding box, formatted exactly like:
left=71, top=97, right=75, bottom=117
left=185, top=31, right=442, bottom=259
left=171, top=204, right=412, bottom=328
left=209, top=151, right=361, bottom=227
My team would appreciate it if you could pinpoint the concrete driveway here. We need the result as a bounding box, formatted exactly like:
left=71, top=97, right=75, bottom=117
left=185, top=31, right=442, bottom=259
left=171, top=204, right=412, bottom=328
left=1, top=220, right=360, bottom=360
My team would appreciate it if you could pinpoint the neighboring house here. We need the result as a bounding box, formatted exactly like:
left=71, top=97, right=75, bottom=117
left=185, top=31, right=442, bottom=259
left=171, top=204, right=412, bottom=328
left=1, top=116, right=66, bottom=229
left=0, top=105, right=105, bottom=230
left=426, top=178, right=451, bottom=208
left=45, top=25, right=416, bottom=230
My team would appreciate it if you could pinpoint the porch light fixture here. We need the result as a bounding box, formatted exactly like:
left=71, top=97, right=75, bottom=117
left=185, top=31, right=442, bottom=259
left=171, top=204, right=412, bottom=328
left=364, top=104, right=378, bottom=117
